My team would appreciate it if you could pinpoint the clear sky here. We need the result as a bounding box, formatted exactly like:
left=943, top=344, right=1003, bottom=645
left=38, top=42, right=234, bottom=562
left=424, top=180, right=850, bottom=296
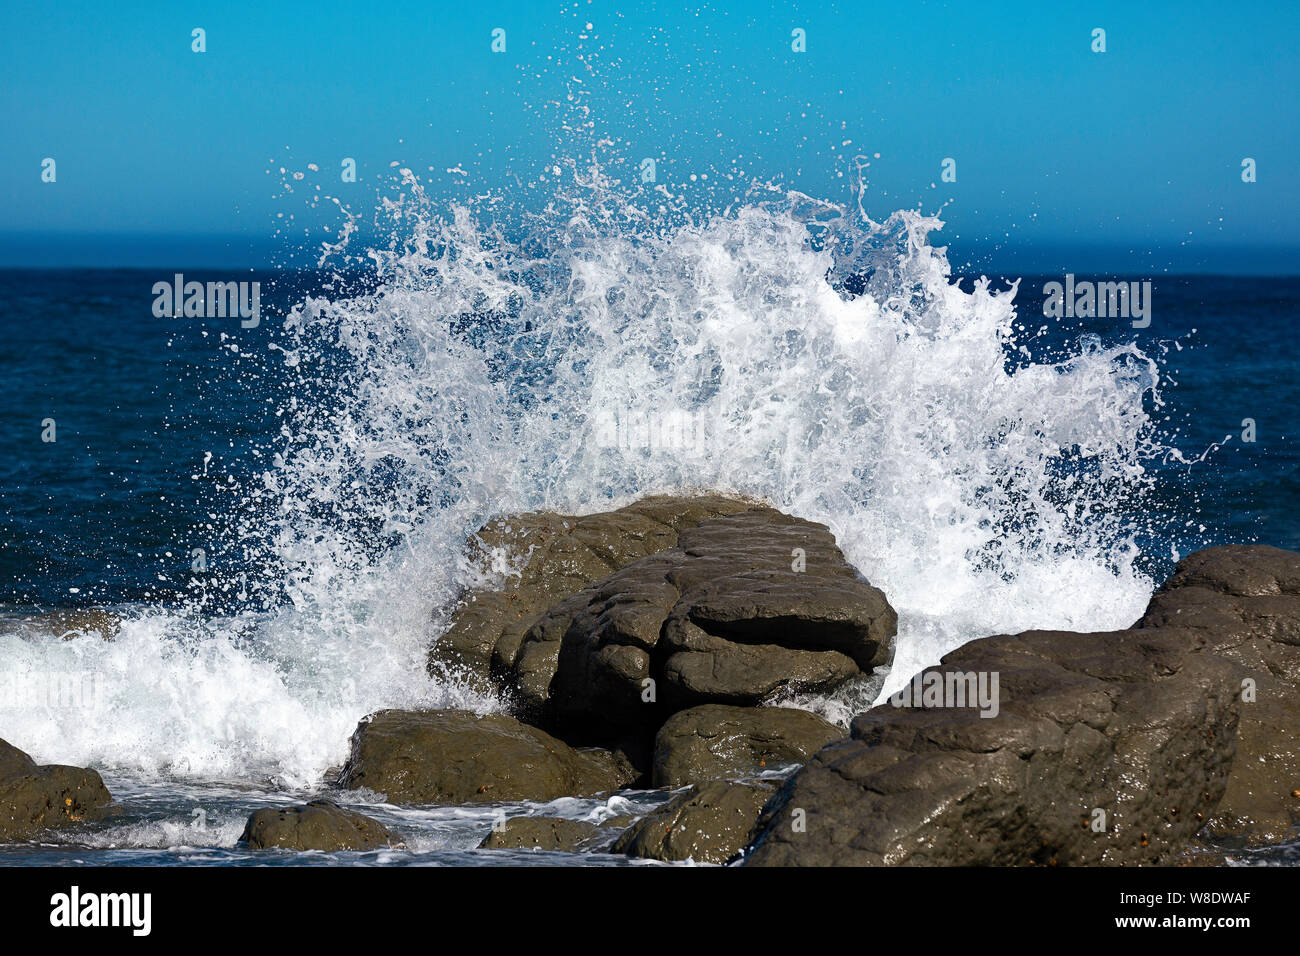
left=1, top=0, right=1297, bottom=269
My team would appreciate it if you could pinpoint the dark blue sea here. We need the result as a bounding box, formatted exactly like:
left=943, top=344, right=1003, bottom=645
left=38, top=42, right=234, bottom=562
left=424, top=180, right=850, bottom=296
left=1, top=252, right=1297, bottom=865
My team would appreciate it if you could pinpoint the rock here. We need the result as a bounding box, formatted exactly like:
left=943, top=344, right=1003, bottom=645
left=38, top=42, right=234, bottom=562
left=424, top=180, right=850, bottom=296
left=652, top=704, right=844, bottom=787
left=337, top=709, right=635, bottom=804
left=658, top=626, right=861, bottom=708
left=0, top=738, right=113, bottom=841
left=477, top=814, right=640, bottom=852
left=15, top=609, right=120, bottom=641
left=744, top=624, right=1239, bottom=866
left=429, top=495, right=758, bottom=686
left=479, top=817, right=594, bottom=851
left=509, top=507, right=895, bottom=736
left=613, top=780, right=778, bottom=864
left=241, top=800, right=402, bottom=851
left=578, top=814, right=639, bottom=851
left=570, top=742, right=647, bottom=790
left=1136, top=545, right=1300, bottom=843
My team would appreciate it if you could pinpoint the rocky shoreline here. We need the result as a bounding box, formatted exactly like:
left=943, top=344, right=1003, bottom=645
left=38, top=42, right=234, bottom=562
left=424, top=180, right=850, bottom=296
left=3, top=495, right=1297, bottom=864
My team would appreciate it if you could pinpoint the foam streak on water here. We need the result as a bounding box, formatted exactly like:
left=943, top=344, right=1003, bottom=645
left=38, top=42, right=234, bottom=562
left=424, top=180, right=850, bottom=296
left=0, top=168, right=1163, bottom=785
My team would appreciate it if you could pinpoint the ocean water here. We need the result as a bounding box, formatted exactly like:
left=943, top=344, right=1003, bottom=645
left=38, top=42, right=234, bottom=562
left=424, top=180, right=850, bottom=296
left=1, top=178, right=1298, bottom=865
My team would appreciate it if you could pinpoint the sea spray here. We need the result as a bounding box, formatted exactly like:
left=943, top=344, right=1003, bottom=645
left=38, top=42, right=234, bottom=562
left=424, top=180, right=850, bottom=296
left=0, top=164, right=1167, bottom=782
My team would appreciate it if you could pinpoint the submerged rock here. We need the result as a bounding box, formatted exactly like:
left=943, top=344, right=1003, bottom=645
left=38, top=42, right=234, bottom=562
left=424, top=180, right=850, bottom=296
left=241, top=800, right=402, bottom=851
left=744, top=623, right=1240, bottom=866
left=0, top=738, right=113, bottom=841
left=508, top=506, right=895, bottom=736
left=652, top=704, right=844, bottom=787
left=476, top=815, right=636, bottom=852
left=478, top=816, right=602, bottom=851
left=1136, top=545, right=1300, bottom=844
left=613, top=780, right=778, bottom=864
left=337, top=709, right=636, bottom=804
left=14, top=609, right=120, bottom=641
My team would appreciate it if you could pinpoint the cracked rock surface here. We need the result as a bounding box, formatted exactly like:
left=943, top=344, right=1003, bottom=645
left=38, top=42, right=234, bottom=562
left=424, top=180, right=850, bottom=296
left=1136, top=545, right=1300, bottom=843
left=743, top=623, right=1240, bottom=866
left=508, top=506, right=895, bottom=736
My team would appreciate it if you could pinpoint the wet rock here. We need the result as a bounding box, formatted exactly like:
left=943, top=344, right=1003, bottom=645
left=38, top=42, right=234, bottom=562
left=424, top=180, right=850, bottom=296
left=477, top=814, right=640, bottom=852
left=658, top=626, right=860, bottom=708
left=744, top=624, right=1240, bottom=866
left=0, top=738, right=113, bottom=841
left=429, top=495, right=758, bottom=687
left=580, top=814, right=639, bottom=851
left=477, top=817, right=589, bottom=851
left=478, top=816, right=600, bottom=851
left=1137, top=545, right=1300, bottom=843
left=571, top=742, right=647, bottom=790
left=241, top=800, right=402, bottom=851
left=509, top=507, right=895, bottom=736
left=15, top=609, right=120, bottom=641
left=613, top=780, right=778, bottom=864
left=337, top=709, right=635, bottom=804
left=652, top=704, right=844, bottom=787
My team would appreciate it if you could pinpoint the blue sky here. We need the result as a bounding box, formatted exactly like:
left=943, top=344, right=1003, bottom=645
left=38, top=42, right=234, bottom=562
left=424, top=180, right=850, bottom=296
left=1, top=0, right=1297, bottom=269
